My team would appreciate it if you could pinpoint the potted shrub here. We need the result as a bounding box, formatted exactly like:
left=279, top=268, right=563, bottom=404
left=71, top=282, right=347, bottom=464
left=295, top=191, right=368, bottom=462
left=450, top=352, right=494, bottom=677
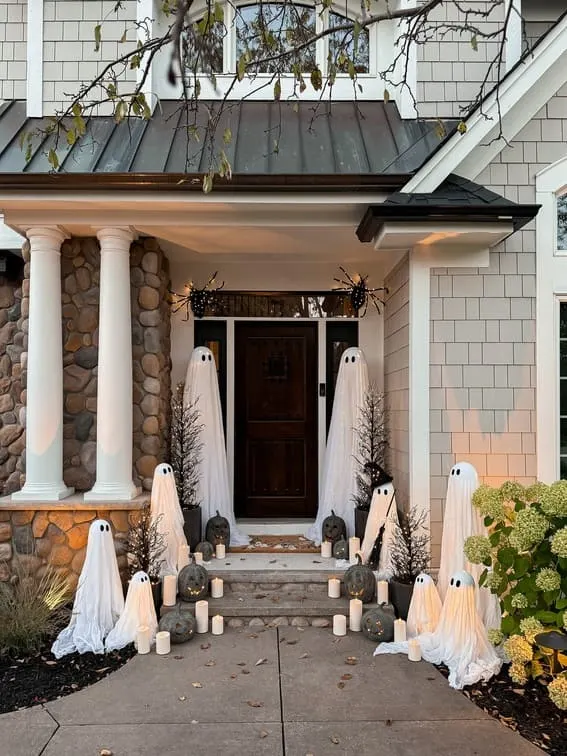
left=127, top=506, right=167, bottom=613
left=389, top=507, right=430, bottom=620
left=170, top=383, right=203, bottom=550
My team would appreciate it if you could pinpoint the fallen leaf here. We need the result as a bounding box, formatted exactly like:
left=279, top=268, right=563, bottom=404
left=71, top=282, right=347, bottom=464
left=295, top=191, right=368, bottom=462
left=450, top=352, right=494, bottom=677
left=191, top=719, right=199, bottom=724
left=269, top=559, right=277, bottom=564
left=45, top=661, right=57, bottom=666
left=345, top=656, right=358, bottom=666
left=100, top=750, right=113, bottom=756
left=287, top=640, right=298, bottom=645
left=337, top=681, right=345, bottom=689
left=247, top=700, right=264, bottom=708
left=173, top=655, right=184, bottom=660
left=299, top=653, right=310, bottom=659
left=386, top=719, right=392, bottom=727
left=237, top=662, right=247, bottom=667
left=230, top=674, right=237, bottom=679
left=341, top=674, right=352, bottom=681
left=205, top=660, right=216, bottom=667
left=94, top=667, right=110, bottom=674
left=312, top=560, right=321, bottom=564
left=331, top=735, right=340, bottom=744
left=178, top=696, right=187, bottom=702
left=192, top=682, right=203, bottom=688
left=260, top=731, right=269, bottom=738
left=255, top=658, right=268, bottom=666
left=255, top=594, right=268, bottom=599
left=248, top=634, right=258, bottom=639
left=200, top=643, right=211, bottom=650
left=242, top=669, right=250, bottom=675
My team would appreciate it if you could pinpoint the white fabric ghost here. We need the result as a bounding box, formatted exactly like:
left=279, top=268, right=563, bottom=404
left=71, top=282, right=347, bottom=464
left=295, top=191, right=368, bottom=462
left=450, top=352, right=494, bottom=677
left=184, top=346, right=249, bottom=546
left=359, top=482, right=399, bottom=578
left=52, top=519, right=124, bottom=658
left=307, top=347, right=369, bottom=544
left=150, top=462, right=188, bottom=575
left=406, top=573, right=442, bottom=637
left=437, top=461, right=501, bottom=629
left=105, top=571, right=158, bottom=652
left=375, top=571, right=502, bottom=689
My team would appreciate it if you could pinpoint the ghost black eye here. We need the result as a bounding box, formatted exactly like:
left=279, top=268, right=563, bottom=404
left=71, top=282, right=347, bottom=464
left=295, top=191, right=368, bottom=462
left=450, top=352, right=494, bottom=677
left=451, top=470, right=454, bottom=475
left=106, top=524, right=110, bottom=532
left=352, top=357, right=356, bottom=363
left=456, top=579, right=461, bottom=587
left=100, top=524, right=104, bottom=532
left=456, top=469, right=460, bottom=475
left=345, top=356, right=349, bottom=363
left=450, top=578, right=454, bottom=586
left=201, top=355, right=206, bottom=361
left=208, top=355, right=212, bottom=361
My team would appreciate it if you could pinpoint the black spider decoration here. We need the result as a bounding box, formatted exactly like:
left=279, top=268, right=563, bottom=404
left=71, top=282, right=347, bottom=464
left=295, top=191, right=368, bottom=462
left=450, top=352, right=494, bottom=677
left=333, top=267, right=388, bottom=317
left=169, top=272, right=224, bottom=320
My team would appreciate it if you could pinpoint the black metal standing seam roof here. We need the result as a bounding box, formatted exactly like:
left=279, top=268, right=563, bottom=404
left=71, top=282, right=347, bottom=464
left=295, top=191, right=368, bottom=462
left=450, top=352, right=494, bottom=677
left=0, top=99, right=447, bottom=188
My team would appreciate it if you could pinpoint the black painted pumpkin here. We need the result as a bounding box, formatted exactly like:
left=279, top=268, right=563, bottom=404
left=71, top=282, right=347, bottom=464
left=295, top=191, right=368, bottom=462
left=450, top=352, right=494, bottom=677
left=322, top=510, right=347, bottom=545
left=205, top=511, right=230, bottom=546
left=333, top=538, right=348, bottom=560
left=178, top=559, right=209, bottom=602
left=159, top=607, right=196, bottom=643
left=361, top=605, right=395, bottom=642
left=195, top=541, right=214, bottom=562
left=344, top=555, right=375, bottom=603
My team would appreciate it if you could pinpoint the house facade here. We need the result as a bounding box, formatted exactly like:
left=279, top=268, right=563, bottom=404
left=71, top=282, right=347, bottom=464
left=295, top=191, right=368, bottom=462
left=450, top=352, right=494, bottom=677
left=0, top=0, right=565, bottom=584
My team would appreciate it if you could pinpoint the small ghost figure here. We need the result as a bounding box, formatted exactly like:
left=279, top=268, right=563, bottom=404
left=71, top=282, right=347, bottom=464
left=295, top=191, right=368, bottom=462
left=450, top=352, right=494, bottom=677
left=307, top=347, right=369, bottom=544
left=406, top=573, right=442, bottom=637
left=150, top=462, right=188, bottom=575
left=105, top=571, right=158, bottom=652
left=184, top=346, right=249, bottom=546
left=359, top=478, right=399, bottom=577
left=52, top=519, right=124, bottom=658
left=438, top=462, right=502, bottom=629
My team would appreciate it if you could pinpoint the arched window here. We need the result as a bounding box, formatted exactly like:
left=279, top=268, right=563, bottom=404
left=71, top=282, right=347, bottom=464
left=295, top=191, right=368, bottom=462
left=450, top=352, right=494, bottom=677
left=328, top=11, right=369, bottom=74
left=557, top=193, right=567, bottom=250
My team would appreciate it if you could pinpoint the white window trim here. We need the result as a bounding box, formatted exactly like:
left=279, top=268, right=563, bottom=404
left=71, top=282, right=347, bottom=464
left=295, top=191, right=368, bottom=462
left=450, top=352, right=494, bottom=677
left=536, top=154, right=567, bottom=483
left=27, top=0, right=43, bottom=117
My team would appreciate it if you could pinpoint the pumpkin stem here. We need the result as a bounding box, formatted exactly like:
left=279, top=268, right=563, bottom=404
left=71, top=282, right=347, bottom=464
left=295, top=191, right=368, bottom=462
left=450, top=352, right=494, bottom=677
left=216, top=510, right=220, bottom=517
left=331, top=510, right=336, bottom=517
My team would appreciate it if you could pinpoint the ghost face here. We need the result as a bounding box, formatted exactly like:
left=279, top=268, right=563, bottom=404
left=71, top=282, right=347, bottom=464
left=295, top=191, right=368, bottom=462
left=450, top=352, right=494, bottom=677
left=449, top=570, right=475, bottom=590
left=373, top=482, right=395, bottom=500
left=449, top=462, right=478, bottom=485
left=156, top=463, right=173, bottom=477
left=414, top=573, right=434, bottom=589
left=91, top=518, right=112, bottom=539
left=131, top=570, right=151, bottom=586
left=341, top=347, right=365, bottom=369
left=190, top=346, right=216, bottom=369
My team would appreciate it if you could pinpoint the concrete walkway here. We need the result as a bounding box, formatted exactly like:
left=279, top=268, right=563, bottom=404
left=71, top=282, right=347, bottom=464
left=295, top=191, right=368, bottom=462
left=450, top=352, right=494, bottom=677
left=1, top=627, right=542, bottom=756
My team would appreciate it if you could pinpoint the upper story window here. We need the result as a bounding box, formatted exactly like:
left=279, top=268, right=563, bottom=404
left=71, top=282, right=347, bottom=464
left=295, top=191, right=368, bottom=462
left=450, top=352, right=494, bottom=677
left=558, top=194, right=567, bottom=251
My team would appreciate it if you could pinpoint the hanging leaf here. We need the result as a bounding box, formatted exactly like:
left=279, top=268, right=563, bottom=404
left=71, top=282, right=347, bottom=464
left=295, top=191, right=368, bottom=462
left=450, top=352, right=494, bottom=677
left=223, top=127, right=232, bottom=144
left=457, top=120, right=467, bottom=135
left=274, top=79, right=281, bottom=101
left=310, top=68, right=322, bottom=91
left=66, top=129, right=77, bottom=146
left=383, top=89, right=390, bottom=103
left=120, top=29, right=127, bottom=43
left=471, top=35, right=478, bottom=51
left=237, top=55, right=247, bottom=81
left=202, top=173, right=214, bottom=194
left=48, top=148, right=59, bottom=170
left=94, top=24, right=102, bottom=52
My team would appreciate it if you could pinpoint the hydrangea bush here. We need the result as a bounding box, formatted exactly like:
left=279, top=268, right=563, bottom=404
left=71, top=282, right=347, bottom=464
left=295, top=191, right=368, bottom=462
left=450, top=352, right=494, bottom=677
left=464, top=480, right=567, bottom=709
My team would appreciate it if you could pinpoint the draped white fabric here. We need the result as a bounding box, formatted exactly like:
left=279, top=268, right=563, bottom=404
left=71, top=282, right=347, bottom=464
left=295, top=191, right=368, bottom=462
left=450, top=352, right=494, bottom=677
left=52, top=519, right=124, bottom=658
left=184, top=346, right=249, bottom=546
left=437, top=461, right=501, bottom=629
left=359, top=483, right=399, bottom=578
left=105, top=571, right=158, bottom=651
left=307, top=347, right=369, bottom=544
left=406, top=573, right=442, bottom=637
left=375, top=571, right=502, bottom=689
left=150, top=462, right=188, bottom=576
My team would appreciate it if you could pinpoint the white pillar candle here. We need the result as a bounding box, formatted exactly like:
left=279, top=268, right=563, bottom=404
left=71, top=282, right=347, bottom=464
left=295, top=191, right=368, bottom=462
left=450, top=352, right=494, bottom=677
left=177, top=544, right=190, bottom=571
left=211, top=577, right=224, bottom=598
left=328, top=577, right=341, bottom=599
left=377, top=580, right=389, bottom=605
left=394, top=618, right=407, bottom=643
left=321, top=541, right=332, bottom=558
left=348, top=536, right=361, bottom=563
left=333, top=614, right=347, bottom=636
left=194, top=551, right=204, bottom=565
left=136, top=625, right=151, bottom=655
left=408, top=638, right=422, bottom=662
left=162, top=574, right=177, bottom=606
left=215, top=543, right=226, bottom=559
left=195, top=600, right=209, bottom=633
left=155, top=630, right=170, bottom=655
left=211, top=615, right=224, bottom=635
left=349, top=598, right=363, bottom=632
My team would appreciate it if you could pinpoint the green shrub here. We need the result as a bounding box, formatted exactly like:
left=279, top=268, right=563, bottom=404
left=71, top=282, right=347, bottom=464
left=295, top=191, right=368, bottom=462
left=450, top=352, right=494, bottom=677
left=464, top=480, right=567, bottom=709
left=0, top=559, right=70, bottom=656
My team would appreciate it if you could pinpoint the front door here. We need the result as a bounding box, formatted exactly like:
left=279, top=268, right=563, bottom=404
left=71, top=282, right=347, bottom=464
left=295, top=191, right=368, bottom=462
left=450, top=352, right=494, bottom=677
left=234, top=322, right=318, bottom=518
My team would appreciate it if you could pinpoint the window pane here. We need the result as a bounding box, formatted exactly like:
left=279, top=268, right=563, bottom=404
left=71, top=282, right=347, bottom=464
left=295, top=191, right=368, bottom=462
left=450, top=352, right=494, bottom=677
left=328, top=12, right=369, bottom=74
left=561, top=302, right=567, bottom=339
left=561, top=378, right=567, bottom=416
left=561, top=339, right=567, bottom=377
left=561, top=456, right=567, bottom=481
left=235, top=3, right=316, bottom=73
left=561, top=418, right=567, bottom=456
left=184, top=17, right=224, bottom=73
left=558, top=195, right=567, bottom=250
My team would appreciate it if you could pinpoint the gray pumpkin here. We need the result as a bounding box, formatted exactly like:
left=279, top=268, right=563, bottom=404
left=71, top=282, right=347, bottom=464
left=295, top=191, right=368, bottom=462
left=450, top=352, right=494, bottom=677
left=205, top=511, right=230, bottom=546
left=344, top=555, right=375, bottom=603
left=333, top=538, right=348, bottom=560
left=322, top=510, right=347, bottom=545
left=178, top=559, right=209, bottom=602
left=159, top=607, right=196, bottom=644
left=195, top=541, right=214, bottom=562
left=361, top=605, right=395, bottom=642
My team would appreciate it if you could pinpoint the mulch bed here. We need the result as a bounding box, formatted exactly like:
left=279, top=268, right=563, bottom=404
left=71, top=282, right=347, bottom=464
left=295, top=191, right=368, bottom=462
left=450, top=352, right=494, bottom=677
left=230, top=534, right=319, bottom=553
left=438, top=664, right=567, bottom=755
left=0, top=638, right=136, bottom=714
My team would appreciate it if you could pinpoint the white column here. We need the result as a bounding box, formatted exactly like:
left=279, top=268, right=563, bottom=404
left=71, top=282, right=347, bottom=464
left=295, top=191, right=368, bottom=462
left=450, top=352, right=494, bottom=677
left=13, top=227, right=73, bottom=501
left=85, top=227, right=138, bottom=501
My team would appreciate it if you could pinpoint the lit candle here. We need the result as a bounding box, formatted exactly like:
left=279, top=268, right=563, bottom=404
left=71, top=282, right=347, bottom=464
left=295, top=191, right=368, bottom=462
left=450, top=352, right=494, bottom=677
left=211, top=577, right=224, bottom=598
left=194, top=551, right=204, bottom=565
left=177, top=543, right=190, bottom=571
left=349, top=599, right=363, bottom=632
left=195, top=600, right=209, bottom=633
left=328, top=577, right=341, bottom=599
left=321, top=541, right=332, bottom=558
left=162, top=574, right=177, bottom=606
left=215, top=543, right=226, bottom=559
left=394, top=619, right=407, bottom=643
left=408, top=638, right=421, bottom=662
left=377, top=580, right=389, bottom=605
left=333, top=614, right=347, bottom=636
left=136, top=625, right=151, bottom=654
left=211, top=615, right=224, bottom=635
left=348, top=536, right=361, bottom=563
left=155, top=631, right=170, bottom=655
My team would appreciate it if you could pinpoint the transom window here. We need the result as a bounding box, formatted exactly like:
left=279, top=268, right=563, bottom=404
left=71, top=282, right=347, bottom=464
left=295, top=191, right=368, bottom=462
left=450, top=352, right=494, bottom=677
left=557, top=194, right=567, bottom=251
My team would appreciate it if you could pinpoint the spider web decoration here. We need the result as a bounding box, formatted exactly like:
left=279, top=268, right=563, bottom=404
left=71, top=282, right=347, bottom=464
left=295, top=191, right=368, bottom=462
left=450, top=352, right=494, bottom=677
left=169, top=271, right=225, bottom=319
left=333, top=266, right=387, bottom=317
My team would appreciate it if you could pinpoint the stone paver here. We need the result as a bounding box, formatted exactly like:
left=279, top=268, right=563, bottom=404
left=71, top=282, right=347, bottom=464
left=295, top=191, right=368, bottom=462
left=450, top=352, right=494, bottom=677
left=0, top=707, right=58, bottom=756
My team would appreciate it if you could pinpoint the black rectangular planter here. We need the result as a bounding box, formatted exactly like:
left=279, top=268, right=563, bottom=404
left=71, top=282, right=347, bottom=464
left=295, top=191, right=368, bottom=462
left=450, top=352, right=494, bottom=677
left=354, top=507, right=369, bottom=540
left=183, top=506, right=202, bottom=551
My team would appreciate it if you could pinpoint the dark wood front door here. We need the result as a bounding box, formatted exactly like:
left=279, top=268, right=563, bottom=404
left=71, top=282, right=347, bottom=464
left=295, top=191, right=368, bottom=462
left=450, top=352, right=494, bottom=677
left=235, top=322, right=318, bottom=518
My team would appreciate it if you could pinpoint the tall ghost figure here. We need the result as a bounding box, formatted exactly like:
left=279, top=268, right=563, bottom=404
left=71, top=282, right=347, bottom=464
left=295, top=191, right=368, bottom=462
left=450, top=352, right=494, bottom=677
left=307, top=347, right=369, bottom=544
left=359, top=477, right=399, bottom=577
left=438, top=462, right=501, bottom=629
left=105, top=571, right=158, bottom=651
left=52, top=519, right=125, bottom=658
left=150, top=462, right=188, bottom=575
left=184, top=346, right=249, bottom=546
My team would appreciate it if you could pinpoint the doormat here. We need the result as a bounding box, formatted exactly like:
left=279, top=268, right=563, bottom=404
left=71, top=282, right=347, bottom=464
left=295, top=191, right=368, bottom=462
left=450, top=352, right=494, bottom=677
left=230, top=534, right=319, bottom=553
